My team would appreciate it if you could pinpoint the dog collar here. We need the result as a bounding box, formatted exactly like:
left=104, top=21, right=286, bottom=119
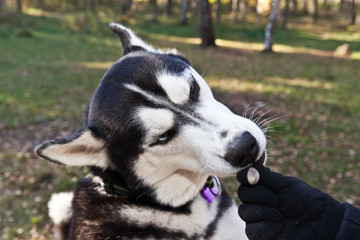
left=200, top=176, right=221, bottom=203
left=102, top=181, right=131, bottom=196
left=101, top=177, right=221, bottom=203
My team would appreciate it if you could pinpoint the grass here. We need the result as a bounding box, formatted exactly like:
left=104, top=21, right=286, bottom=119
left=0, top=6, right=359, bottom=239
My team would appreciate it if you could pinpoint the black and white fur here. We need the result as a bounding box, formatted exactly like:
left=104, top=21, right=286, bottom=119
left=35, top=23, right=267, bottom=240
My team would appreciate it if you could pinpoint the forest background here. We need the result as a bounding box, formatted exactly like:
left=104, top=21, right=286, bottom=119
left=0, top=0, right=359, bottom=239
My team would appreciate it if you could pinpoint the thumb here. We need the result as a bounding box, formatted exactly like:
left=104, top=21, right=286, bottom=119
left=237, top=164, right=261, bottom=185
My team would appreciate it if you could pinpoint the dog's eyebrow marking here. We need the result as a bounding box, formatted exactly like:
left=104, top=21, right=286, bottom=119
left=137, top=108, right=174, bottom=133
left=156, top=71, right=190, bottom=105
left=124, top=83, right=201, bottom=125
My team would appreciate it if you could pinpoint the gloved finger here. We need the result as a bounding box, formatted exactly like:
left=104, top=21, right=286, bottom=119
left=250, top=161, right=293, bottom=191
left=245, top=221, right=283, bottom=240
left=238, top=204, right=283, bottom=223
left=238, top=185, right=281, bottom=208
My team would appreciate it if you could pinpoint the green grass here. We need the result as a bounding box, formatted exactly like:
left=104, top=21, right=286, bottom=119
left=0, top=8, right=359, bottom=239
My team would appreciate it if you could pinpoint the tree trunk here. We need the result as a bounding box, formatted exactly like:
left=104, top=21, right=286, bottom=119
left=264, top=0, right=280, bottom=52
left=89, top=0, right=96, bottom=14
left=16, top=0, right=22, bottom=12
left=200, top=0, right=216, bottom=47
left=181, top=0, right=188, bottom=24
left=216, top=0, right=221, bottom=24
left=165, top=0, right=172, bottom=17
left=233, top=0, right=240, bottom=21
left=240, top=0, right=247, bottom=21
left=339, top=0, right=344, bottom=11
left=192, top=0, right=199, bottom=20
left=310, top=0, right=318, bottom=21
left=151, top=0, right=158, bottom=22
left=256, top=0, right=262, bottom=24
left=302, top=0, right=308, bottom=14
left=350, top=0, right=356, bottom=25
left=121, top=0, right=132, bottom=22
left=291, top=0, right=297, bottom=13
left=281, top=0, right=290, bottom=29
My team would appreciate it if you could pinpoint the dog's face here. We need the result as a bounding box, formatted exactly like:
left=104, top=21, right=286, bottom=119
left=36, top=24, right=266, bottom=206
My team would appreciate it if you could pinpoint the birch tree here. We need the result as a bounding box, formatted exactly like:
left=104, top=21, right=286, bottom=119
left=264, top=0, right=280, bottom=52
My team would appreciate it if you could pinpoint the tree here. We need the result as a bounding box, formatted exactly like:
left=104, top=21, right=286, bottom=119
left=256, top=0, right=262, bottom=24
left=164, top=0, right=172, bottom=17
left=0, top=0, right=4, bottom=12
left=239, top=0, right=248, bottom=21
left=291, top=0, right=297, bottom=13
left=121, top=0, right=132, bottom=21
left=232, top=0, right=240, bottom=22
left=16, top=0, right=22, bottom=12
left=263, top=0, right=280, bottom=52
left=350, top=0, right=357, bottom=25
left=150, top=0, right=158, bottom=22
left=281, top=0, right=290, bottom=29
left=89, top=0, right=97, bottom=14
left=216, top=0, right=221, bottom=24
left=200, top=0, right=216, bottom=47
left=181, top=0, right=188, bottom=24
left=311, top=0, right=318, bottom=21
left=302, top=0, right=308, bottom=14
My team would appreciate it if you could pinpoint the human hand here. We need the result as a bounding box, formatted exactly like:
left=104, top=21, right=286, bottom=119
left=237, top=162, right=344, bottom=240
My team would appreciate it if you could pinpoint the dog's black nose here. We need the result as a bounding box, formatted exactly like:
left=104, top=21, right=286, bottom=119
left=225, top=131, right=259, bottom=167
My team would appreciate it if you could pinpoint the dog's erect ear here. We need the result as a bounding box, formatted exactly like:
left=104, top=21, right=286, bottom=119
left=109, top=23, right=156, bottom=55
left=35, top=128, right=109, bottom=168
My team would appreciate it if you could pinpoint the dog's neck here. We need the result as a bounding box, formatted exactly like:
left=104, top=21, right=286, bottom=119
left=149, top=169, right=210, bottom=207
left=91, top=167, right=210, bottom=208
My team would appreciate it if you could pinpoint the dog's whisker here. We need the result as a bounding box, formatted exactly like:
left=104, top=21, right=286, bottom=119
left=254, top=108, right=274, bottom=125
left=242, top=100, right=254, bottom=117
left=259, top=114, right=286, bottom=129
left=243, top=103, right=260, bottom=119
left=249, top=102, right=268, bottom=121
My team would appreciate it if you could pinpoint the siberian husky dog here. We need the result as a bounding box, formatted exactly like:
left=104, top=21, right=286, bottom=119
left=35, top=23, right=267, bottom=240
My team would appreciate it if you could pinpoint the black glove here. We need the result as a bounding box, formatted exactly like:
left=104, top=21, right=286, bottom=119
left=237, top=162, right=345, bottom=240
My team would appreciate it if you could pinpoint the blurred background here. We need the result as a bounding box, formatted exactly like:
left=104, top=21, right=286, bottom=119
left=0, top=0, right=359, bottom=238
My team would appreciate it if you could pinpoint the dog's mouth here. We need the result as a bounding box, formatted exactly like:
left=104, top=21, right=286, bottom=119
left=256, top=151, right=266, bottom=165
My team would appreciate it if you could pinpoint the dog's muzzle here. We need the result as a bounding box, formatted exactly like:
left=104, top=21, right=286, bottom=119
left=225, top=131, right=260, bottom=168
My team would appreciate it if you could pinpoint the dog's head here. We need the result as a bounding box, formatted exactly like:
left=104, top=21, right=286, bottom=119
left=35, top=24, right=266, bottom=206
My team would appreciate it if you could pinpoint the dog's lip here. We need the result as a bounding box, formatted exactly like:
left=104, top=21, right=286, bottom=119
left=255, top=152, right=266, bottom=165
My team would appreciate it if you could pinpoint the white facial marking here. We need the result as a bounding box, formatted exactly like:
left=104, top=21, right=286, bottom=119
left=157, top=71, right=190, bottom=105
left=124, top=83, right=201, bottom=125
left=137, top=108, right=174, bottom=136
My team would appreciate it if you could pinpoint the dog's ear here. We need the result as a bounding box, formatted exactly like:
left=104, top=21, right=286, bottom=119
left=35, top=128, right=109, bottom=168
left=109, top=23, right=156, bottom=55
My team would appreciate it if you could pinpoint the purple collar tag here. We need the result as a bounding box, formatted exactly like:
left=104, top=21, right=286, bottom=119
left=200, top=176, right=221, bottom=203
